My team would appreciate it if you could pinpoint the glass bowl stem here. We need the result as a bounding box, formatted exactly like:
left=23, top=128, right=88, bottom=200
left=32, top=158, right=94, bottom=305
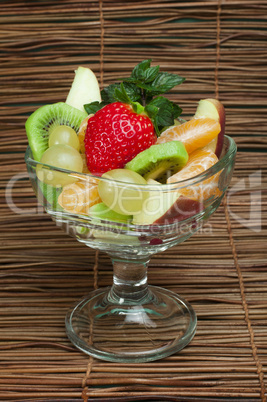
left=65, top=256, right=197, bottom=362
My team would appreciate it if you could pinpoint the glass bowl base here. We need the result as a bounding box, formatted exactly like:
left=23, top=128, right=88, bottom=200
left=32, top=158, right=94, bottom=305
left=65, top=286, right=197, bottom=362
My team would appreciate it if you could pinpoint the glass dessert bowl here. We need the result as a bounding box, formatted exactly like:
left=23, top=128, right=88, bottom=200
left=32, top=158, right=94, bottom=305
left=25, top=135, right=236, bottom=363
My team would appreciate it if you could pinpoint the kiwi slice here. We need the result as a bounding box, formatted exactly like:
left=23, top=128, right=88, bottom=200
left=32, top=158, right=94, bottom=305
left=126, top=141, right=188, bottom=183
left=25, top=102, right=87, bottom=161
left=38, top=181, right=63, bottom=211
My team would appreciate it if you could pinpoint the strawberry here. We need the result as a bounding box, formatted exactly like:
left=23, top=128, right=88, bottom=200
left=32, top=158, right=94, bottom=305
left=83, top=60, right=185, bottom=174
left=84, top=102, right=157, bottom=175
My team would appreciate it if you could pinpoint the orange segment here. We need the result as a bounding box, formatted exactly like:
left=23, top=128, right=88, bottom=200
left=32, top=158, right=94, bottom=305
left=201, top=137, right=217, bottom=153
left=78, top=114, right=94, bottom=174
left=168, top=149, right=218, bottom=181
left=167, top=149, right=221, bottom=201
left=157, top=117, right=221, bottom=154
left=81, top=153, right=90, bottom=174
left=78, top=114, right=93, bottom=154
left=58, top=180, right=100, bottom=214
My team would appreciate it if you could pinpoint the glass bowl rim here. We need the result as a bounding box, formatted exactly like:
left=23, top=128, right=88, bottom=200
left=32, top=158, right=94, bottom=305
left=25, top=135, right=236, bottom=191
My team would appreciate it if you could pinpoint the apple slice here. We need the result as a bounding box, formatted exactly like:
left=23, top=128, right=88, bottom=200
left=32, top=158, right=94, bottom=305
left=194, top=98, right=225, bottom=158
left=133, top=179, right=202, bottom=225
left=66, top=66, right=101, bottom=113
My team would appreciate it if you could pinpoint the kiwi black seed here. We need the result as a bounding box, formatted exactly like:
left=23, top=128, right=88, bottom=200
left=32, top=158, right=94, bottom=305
left=25, top=102, right=87, bottom=161
left=126, top=141, right=189, bottom=184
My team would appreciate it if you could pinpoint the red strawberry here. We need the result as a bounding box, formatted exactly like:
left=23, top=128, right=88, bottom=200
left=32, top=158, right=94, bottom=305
left=84, top=102, right=157, bottom=175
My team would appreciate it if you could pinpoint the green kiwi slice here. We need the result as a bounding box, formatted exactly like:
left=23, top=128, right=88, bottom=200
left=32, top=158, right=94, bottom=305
left=126, top=141, right=188, bottom=183
left=25, top=102, right=87, bottom=161
left=38, top=181, right=63, bottom=211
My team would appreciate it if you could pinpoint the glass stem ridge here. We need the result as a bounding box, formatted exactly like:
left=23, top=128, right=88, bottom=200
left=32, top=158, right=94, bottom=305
left=108, top=258, right=151, bottom=304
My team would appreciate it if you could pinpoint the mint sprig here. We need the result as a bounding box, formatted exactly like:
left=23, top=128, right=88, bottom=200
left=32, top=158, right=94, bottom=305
left=102, top=82, right=142, bottom=104
left=84, top=59, right=185, bottom=135
left=145, top=97, right=182, bottom=136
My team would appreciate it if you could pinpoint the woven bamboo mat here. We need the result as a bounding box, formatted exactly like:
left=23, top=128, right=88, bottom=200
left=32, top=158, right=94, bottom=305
left=0, top=1, right=267, bottom=401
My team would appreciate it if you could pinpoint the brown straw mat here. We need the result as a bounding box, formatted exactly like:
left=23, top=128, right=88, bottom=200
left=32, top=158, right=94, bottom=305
left=0, top=1, right=267, bottom=401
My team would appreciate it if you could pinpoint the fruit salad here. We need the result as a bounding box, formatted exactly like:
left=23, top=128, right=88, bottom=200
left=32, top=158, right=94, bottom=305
left=25, top=60, right=225, bottom=226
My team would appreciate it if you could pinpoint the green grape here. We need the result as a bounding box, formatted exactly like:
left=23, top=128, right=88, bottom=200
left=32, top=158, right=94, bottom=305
left=37, top=144, right=83, bottom=187
left=49, top=125, right=80, bottom=151
left=98, top=169, right=148, bottom=215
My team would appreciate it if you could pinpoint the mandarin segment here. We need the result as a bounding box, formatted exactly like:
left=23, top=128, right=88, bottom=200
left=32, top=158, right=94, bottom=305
left=167, top=149, right=220, bottom=201
left=201, top=138, right=217, bottom=153
left=168, top=149, right=218, bottom=181
left=157, top=117, right=221, bottom=154
left=81, top=153, right=91, bottom=174
left=78, top=114, right=93, bottom=154
left=58, top=180, right=101, bottom=214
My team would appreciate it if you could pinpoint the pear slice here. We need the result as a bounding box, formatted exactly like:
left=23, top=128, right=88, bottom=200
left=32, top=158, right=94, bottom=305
left=66, top=66, right=101, bottom=113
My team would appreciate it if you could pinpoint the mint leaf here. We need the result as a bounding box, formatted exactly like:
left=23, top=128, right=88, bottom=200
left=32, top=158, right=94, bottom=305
left=154, top=98, right=182, bottom=127
left=126, top=64, right=160, bottom=85
left=145, top=96, right=183, bottom=136
left=144, top=104, right=158, bottom=120
left=143, top=65, right=160, bottom=83
left=144, top=104, right=161, bottom=136
left=131, top=59, right=152, bottom=80
left=84, top=101, right=105, bottom=114
left=114, top=83, right=134, bottom=104
left=150, top=72, right=185, bottom=95
left=123, top=66, right=185, bottom=107
left=134, top=82, right=155, bottom=92
left=84, top=60, right=185, bottom=134
left=102, top=82, right=141, bottom=104
left=101, top=83, right=121, bottom=103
